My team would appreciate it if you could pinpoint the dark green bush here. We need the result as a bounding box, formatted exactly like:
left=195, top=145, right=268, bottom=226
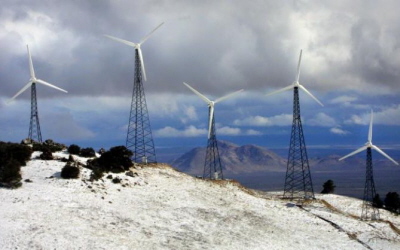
left=321, top=179, right=336, bottom=194
left=0, top=142, right=31, bottom=188
left=40, top=149, right=53, bottom=160
left=87, top=146, right=133, bottom=180
left=68, top=144, right=81, bottom=155
left=0, top=142, right=32, bottom=166
left=385, top=192, right=400, bottom=213
left=80, top=147, right=96, bottom=158
left=32, top=140, right=65, bottom=153
left=0, top=159, right=22, bottom=183
left=61, top=163, right=80, bottom=179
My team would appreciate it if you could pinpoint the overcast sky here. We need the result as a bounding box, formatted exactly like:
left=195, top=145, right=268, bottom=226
left=1, top=0, right=400, bottom=160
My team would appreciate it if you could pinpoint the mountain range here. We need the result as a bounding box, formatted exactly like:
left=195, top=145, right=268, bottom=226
left=170, top=141, right=397, bottom=175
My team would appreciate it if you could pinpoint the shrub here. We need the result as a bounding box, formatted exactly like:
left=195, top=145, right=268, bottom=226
left=68, top=144, right=81, bottom=155
left=0, top=142, right=32, bottom=188
left=0, top=159, right=22, bottom=183
left=87, top=146, right=133, bottom=180
left=80, top=147, right=96, bottom=158
left=90, top=166, right=104, bottom=181
left=40, top=149, right=53, bottom=160
left=0, top=142, right=32, bottom=166
left=385, top=192, right=400, bottom=213
left=33, top=140, right=65, bottom=153
left=61, top=163, right=80, bottom=179
left=321, top=179, right=336, bottom=194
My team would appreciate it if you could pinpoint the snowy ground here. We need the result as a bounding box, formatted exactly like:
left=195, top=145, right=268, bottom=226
left=1, top=151, right=400, bottom=250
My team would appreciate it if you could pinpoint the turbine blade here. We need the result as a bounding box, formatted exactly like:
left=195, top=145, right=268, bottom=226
left=183, top=82, right=211, bottom=104
left=298, top=84, right=324, bottom=106
left=104, top=34, right=137, bottom=47
left=9, top=82, right=32, bottom=102
left=138, top=48, right=147, bottom=81
left=139, top=22, right=164, bottom=45
left=208, top=106, right=214, bottom=139
left=296, top=50, right=302, bottom=82
left=339, top=145, right=368, bottom=161
left=368, top=109, right=373, bottom=143
left=27, top=45, right=35, bottom=79
left=265, top=85, right=294, bottom=97
left=36, top=79, right=68, bottom=93
left=372, top=145, right=399, bottom=165
left=214, top=89, right=244, bottom=104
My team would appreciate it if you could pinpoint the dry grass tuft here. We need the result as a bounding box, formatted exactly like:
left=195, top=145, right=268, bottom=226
left=382, top=220, right=400, bottom=235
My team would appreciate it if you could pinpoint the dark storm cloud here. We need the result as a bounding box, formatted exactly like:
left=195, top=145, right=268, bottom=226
left=350, top=18, right=400, bottom=86
left=2, top=0, right=400, bottom=101
left=1, top=0, right=303, bottom=99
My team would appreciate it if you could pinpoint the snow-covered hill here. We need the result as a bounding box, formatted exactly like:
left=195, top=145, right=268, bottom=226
left=1, top=151, right=400, bottom=250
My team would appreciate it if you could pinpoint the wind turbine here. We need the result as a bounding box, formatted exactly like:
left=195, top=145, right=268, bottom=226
left=183, top=82, right=243, bottom=179
left=8, top=45, right=68, bottom=143
left=339, top=110, right=398, bottom=220
left=266, top=50, right=324, bottom=107
left=104, top=22, right=164, bottom=81
left=339, top=110, right=398, bottom=165
left=266, top=50, right=323, bottom=200
left=104, top=22, right=164, bottom=163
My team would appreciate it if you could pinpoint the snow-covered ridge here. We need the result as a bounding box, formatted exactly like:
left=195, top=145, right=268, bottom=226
left=0, top=151, right=400, bottom=250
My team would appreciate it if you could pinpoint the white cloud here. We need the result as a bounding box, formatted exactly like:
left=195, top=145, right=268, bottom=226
left=245, top=129, right=262, bottom=135
left=344, top=105, right=400, bottom=126
left=344, top=114, right=368, bottom=125
left=330, top=127, right=350, bottom=135
left=154, top=125, right=206, bottom=138
left=307, top=112, right=336, bottom=127
left=180, top=105, right=198, bottom=124
left=329, top=95, right=358, bottom=105
left=218, top=126, right=241, bottom=136
left=234, top=114, right=292, bottom=127
left=374, top=105, right=400, bottom=125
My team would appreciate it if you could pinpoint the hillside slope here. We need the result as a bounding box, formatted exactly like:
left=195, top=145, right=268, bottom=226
left=1, top=151, right=400, bottom=249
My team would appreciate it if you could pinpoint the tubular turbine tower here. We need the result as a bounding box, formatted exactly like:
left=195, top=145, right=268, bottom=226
left=105, top=23, right=163, bottom=163
left=9, top=45, right=68, bottom=143
left=183, top=82, right=243, bottom=179
left=339, top=110, right=399, bottom=220
left=266, top=50, right=323, bottom=200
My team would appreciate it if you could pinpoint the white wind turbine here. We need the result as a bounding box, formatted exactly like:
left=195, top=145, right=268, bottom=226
left=9, top=45, right=68, bottom=102
left=183, top=82, right=243, bottom=139
left=104, top=22, right=164, bottom=81
left=8, top=45, right=68, bottom=142
left=339, top=110, right=399, bottom=165
left=266, top=50, right=324, bottom=107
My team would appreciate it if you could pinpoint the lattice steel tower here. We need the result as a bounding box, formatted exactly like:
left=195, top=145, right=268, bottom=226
left=283, top=87, right=314, bottom=199
left=361, top=148, right=379, bottom=220
left=29, top=83, right=42, bottom=142
left=126, top=49, right=157, bottom=163
left=183, top=82, right=243, bottom=180
left=266, top=50, right=323, bottom=200
left=339, top=110, right=399, bottom=220
left=105, top=23, right=164, bottom=163
left=9, top=45, right=68, bottom=143
left=203, top=110, right=223, bottom=179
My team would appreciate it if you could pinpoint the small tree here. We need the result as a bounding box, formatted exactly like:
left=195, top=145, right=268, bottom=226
left=385, top=192, right=400, bottom=213
left=68, top=144, right=81, bottom=155
left=321, top=179, right=336, bottom=194
left=61, top=162, right=80, bottom=179
left=80, top=147, right=96, bottom=158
